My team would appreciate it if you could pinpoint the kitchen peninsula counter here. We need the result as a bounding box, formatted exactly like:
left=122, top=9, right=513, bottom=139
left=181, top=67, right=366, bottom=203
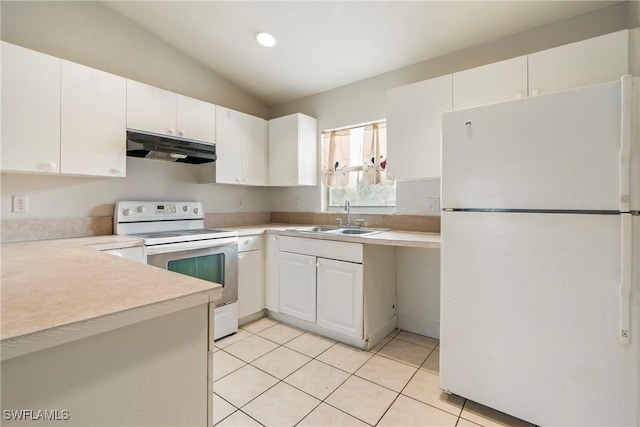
left=1, top=235, right=222, bottom=359
left=1, top=235, right=220, bottom=426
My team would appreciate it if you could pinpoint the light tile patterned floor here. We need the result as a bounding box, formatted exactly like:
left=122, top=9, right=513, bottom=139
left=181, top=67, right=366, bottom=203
left=213, top=317, right=535, bottom=427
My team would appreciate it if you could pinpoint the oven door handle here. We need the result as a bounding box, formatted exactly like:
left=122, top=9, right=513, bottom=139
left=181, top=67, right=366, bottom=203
left=145, top=237, right=238, bottom=255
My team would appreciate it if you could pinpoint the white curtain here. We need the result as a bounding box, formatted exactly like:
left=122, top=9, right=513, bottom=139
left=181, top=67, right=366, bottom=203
left=362, top=122, right=387, bottom=185
left=321, top=130, right=350, bottom=187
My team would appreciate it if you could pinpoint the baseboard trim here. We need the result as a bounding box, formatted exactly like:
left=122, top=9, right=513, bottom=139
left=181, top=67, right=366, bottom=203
left=397, top=315, right=440, bottom=339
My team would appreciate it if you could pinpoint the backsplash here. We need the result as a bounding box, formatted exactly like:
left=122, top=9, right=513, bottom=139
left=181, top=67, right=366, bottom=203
left=270, top=211, right=440, bottom=233
left=1, top=212, right=272, bottom=242
left=0, top=211, right=437, bottom=242
left=204, top=212, right=271, bottom=228
left=1, top=217, right=113, bottom=242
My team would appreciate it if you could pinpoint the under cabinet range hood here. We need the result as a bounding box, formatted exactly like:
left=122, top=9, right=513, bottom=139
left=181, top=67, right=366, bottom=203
left=126, top=129, right=217, bottom=164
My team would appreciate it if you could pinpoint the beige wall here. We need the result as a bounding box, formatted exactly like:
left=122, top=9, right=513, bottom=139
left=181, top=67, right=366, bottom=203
left=268, top=2, right=632, bottom=215
left=1, top=1, right=272, bottom=220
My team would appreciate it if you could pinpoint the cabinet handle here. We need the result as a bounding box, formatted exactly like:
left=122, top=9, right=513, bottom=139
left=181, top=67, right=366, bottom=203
left=515, top=92, right=523, bottom=99
left=45, top=161, right=57, bottom=172
left=531, top=89, right=540, bottom=96
left=112, top=168, right=124, bottom=176
left=178, top=129, right=185, bottom=137
left=167, top=128, right=175, bottom=135
left=235, top=178, right=240, bottom=183
left=309, top=260, right=314, bottom=266
left=243, top=178, right=248, bottom=184
left=238, top=254, right=244, bottom=260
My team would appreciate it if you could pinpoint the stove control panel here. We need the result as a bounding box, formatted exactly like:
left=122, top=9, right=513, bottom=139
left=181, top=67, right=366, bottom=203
left=115, top=201, right=204, bottom=223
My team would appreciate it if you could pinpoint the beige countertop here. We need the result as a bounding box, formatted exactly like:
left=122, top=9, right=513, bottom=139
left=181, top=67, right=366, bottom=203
left=1, top=235, right=222, bottom=358
left=222, top=223, right=441, bottom=249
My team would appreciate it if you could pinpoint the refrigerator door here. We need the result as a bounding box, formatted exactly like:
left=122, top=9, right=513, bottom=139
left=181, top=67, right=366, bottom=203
left=440, top=211, right=638, bottom=426
left=442, top=80, right=622, bottom=211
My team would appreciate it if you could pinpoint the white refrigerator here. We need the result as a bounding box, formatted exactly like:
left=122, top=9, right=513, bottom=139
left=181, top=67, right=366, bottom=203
left=440, top=76, right=639, bottom=426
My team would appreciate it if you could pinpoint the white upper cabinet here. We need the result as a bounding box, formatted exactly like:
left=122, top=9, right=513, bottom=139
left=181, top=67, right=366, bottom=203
left=453, top=56, right=528, bottom=109
left=1, top=42, right=61, bottom=173
left=61, top=60, right=126, bottom=177
left=386, top=74, right=452, bottom=180
left=126, top=80, right=176, bottom=136
left=241, top=113, right=268, bottom=186
left=126, top=80, right=215, bottom=144
left=199, top=108, right=268, bottom=186
left=214, top=106, right=243, bottom=184
left=176, top=94, right=216, bottom=143
left=528, top=30, right=629, bottom=96
left=268, top=113, right=318, bottom=186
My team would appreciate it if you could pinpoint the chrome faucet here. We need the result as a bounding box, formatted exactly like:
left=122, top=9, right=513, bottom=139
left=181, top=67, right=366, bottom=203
left=345, top=199, right=351, bottom=226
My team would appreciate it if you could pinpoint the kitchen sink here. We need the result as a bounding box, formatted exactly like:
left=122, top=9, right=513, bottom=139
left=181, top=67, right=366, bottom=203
left=329, top=228, right=384, bottom=235
left=291, top=226, right=340, bottom=233
left=288, top=226, right=386, bottom=236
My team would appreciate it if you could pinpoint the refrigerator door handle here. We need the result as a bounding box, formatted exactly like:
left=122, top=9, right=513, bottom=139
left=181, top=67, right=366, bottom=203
left=620, top=213, right=632, bottom=345
left=619, top=74, right=631, bottom=212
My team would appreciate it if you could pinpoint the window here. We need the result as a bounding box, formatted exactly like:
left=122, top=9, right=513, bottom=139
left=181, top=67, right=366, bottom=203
left=322, top=122, right=395, bottom=208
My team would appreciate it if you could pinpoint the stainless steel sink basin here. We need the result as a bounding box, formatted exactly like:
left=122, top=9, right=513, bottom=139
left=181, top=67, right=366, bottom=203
left=329, top=228, right=384, bottom=236
left=290, top=226, right=340, bottom=233
left=288, top=226, right=386, bottom=236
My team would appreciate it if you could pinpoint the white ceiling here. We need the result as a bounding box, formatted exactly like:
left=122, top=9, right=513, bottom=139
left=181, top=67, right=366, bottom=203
left=104, top=1, right=620, bottom=106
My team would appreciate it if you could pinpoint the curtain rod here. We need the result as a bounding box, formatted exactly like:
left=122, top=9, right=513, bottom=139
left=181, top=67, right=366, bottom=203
left=322, top=119, right=385, bottom=133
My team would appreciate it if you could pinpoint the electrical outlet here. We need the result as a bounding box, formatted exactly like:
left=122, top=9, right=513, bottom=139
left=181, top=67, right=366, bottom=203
left=237, top=197, right=244, bottom=210
left=12, top=195, right=28, bottom=213
left=426, top=197, right=440, bottom=212
left=294, top=198, right=300, bottom=210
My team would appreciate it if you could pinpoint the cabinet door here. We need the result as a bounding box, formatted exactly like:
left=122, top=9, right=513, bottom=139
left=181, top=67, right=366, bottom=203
left=1, top=42, right=60, bottom=173
left=176, top=94, right=215, bottom=144
left=126, top=80, right=176, bottom=135
left=265, top=235, right=280, bottom=313
left=61, top=60, right=126, bottom=177
left=215, top=106, right=242, bottom=184
left=238, top=249, right=265, bottom=319
left=528, top=30, right=628, bottom=96
left=279, top=252, right=316, bottom=323
left=386, top=74, right=452, bottom=180
left=241, top=113, right=268, bottom=186
left=453, top=56, right=527, bottom=109
left=316, top=258, right=363, bottom=339
left=268, top=114, right=298, bottom=186
left=268, top=113, right=318, bottom=186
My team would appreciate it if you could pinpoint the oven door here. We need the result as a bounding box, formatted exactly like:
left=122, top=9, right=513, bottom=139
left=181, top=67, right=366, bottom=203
left=145, top=237, right=238, bottom=307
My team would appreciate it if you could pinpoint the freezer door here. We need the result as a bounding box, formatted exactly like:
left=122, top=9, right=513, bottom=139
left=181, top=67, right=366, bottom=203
left=442, top=80, right=622, bottom=211
left=440, top=211, right=638, bottom=426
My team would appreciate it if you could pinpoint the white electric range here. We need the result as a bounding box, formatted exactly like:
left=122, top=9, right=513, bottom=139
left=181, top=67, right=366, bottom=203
left=114, top=201, right=239, bottom=340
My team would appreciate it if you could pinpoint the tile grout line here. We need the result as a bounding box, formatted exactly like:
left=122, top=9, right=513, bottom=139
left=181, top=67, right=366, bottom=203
left=216, top=321, right=458, bottom=427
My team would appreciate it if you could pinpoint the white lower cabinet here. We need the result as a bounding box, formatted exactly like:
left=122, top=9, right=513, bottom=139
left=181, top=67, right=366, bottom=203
left=265, top=235, right=280, bottom=313
left=102, top=246, right=145, bottom=263
left=316, top=258, right=363, bottom=339
left=238, top=235, right=264, bottom=320
left=276, top=236, right=396, bottom=349
left=279, top=252, right=317, bottom=323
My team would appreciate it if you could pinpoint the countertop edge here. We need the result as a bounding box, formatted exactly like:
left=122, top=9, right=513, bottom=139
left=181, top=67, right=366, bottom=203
left=222, top=224, right=441, bottom=248
left=1, top=288, right=221, bottom=361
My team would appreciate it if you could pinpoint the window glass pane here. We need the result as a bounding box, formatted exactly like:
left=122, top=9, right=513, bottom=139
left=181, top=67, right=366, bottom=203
left=326, top=123, right=395, bottom=207
left=168, top=254, right=225, bottom=285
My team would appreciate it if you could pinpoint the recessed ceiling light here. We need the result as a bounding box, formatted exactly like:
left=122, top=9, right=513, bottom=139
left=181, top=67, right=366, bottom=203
left=256, top=32, right=277, bottom=47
